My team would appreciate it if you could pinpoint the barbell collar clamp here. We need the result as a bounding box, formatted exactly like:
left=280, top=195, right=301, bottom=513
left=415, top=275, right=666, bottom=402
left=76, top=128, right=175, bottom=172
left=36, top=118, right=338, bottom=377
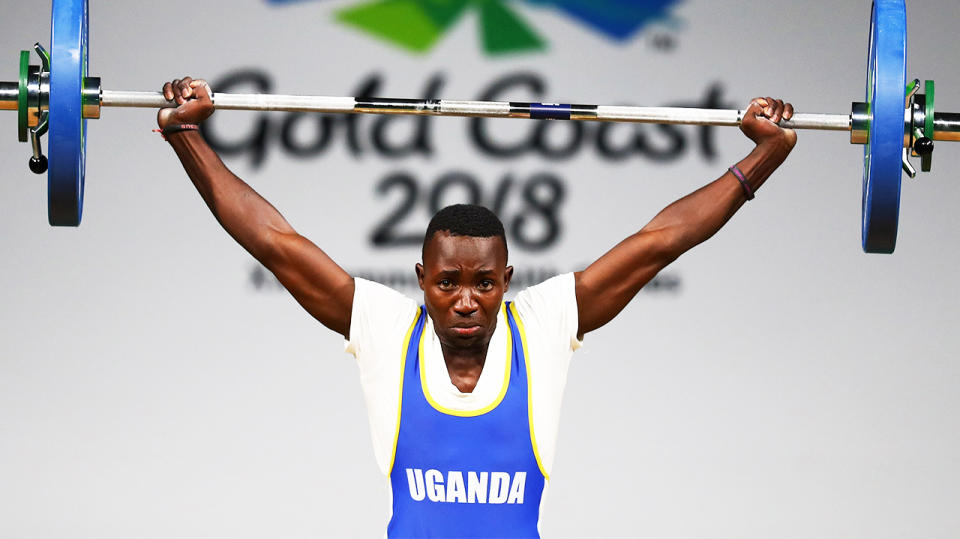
left=902, top=147, right=917, bottom=178
left=916, top=137, right=934, bottom=173
left=25, top=66, right=49, bottom=128
left=903, top=82, right=921, bottom=176
left=28, top=115, right=48, bottom=175
left=911, top=94, right=927, bottom=155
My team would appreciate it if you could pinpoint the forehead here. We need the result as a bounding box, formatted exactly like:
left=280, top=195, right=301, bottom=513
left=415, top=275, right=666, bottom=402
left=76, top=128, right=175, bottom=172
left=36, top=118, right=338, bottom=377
left=423, top=232, right=507, bottom=269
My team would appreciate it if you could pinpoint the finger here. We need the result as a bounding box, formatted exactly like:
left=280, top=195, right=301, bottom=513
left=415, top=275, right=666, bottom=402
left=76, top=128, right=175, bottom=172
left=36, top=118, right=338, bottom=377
left=769, top=98, right=784, bottom=123
left=762, top=96, right=776, bottom=118
left=162, top=81, right=174, bottom=101
left=170, top=78, right=185, bottom=105
left=176, top=78, right=192, bottom=101
left=191, top=79, right=212, bottom=102
left=784, top=102, right=795, bottom=121
left=180, top=76, right=194, bottom=99
left=745, top=98, right=765, bottom=119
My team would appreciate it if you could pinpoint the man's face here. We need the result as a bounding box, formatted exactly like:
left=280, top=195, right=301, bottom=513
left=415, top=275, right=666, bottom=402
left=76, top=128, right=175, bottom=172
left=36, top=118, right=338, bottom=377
left=417, top=232, right=513, bottom=350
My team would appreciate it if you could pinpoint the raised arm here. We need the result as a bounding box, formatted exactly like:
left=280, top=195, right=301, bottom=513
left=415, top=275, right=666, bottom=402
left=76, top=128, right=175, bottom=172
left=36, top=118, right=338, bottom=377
left=159, top=77, right=354, bottom=338
left=574, top=97, right=796, bottom=337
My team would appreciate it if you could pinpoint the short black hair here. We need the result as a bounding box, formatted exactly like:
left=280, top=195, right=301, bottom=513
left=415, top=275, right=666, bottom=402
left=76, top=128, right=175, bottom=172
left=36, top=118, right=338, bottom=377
left=422, top=204, right=508, bottom=260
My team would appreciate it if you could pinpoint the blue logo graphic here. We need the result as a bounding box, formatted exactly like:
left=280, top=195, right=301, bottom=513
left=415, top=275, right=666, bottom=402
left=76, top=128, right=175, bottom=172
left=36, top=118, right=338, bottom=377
left=265, top=0, right=683, bottom=55
left=524, top=0, right=682, bottom=41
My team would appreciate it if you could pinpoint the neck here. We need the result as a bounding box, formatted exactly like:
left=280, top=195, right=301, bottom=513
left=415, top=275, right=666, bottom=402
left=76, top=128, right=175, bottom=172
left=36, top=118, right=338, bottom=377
left=440, top=341, right=489, bottom=369
left=438, top=335, right=493, bottom=394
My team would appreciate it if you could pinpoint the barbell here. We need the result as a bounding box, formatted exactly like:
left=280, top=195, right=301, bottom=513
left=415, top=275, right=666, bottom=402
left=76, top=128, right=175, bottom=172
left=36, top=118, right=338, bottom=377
left=3, top=0, right=958, bottom=254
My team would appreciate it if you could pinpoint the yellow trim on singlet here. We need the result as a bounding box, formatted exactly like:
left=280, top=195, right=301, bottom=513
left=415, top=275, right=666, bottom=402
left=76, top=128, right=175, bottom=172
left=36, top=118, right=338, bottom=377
left=418, top=303, right=511, bottom=417
left=387, top=307, right=422, bottom=475
left=509, top=302, right=550, bottom=480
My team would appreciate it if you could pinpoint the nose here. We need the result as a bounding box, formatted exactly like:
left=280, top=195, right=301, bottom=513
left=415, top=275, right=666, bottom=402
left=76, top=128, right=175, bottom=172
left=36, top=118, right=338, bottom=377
left=453, top=289, right=478, bottom=317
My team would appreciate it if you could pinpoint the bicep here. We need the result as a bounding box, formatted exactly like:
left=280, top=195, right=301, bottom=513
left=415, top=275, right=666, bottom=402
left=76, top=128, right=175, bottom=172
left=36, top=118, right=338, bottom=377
left=261, top=231, right=355, bottom=338
left=574, top=229, right=676, bottom=336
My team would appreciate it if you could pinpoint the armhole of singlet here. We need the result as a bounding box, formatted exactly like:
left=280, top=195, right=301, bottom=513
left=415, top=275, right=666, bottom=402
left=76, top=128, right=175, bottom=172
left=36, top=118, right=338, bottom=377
left=418, top=303, right=512, bottom=417
left=387, top=307, right=422, bottom=475
left=509, top=302, right=550, bottom=480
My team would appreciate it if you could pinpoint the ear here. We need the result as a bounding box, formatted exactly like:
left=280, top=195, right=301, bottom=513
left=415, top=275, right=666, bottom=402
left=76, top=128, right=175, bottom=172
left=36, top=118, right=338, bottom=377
left=504, top=265, right=514, bottom=292
left=416, top=263, right=426, bottom=291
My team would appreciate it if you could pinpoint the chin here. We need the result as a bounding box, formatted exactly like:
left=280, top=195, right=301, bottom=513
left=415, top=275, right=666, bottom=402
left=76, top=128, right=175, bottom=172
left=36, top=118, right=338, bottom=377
left=443, top=329, right=488, bottom=347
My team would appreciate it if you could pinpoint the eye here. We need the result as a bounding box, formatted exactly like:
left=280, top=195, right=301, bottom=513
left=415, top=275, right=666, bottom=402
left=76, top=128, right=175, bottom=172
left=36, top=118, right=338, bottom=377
left=438, top=279, right=455, bottom=290
left=477, top=280, right=495, bottom=291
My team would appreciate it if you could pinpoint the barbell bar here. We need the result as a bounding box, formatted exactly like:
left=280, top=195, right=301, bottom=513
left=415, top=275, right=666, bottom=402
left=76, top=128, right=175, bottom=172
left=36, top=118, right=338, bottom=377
left=3, top=0, right=957, bottom=254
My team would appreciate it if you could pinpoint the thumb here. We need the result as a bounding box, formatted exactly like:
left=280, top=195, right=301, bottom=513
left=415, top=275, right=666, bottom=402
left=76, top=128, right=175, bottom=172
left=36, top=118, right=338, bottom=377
left=191, top=79, right=213, bottom=103
left=748, top=98, right=770, bottom=119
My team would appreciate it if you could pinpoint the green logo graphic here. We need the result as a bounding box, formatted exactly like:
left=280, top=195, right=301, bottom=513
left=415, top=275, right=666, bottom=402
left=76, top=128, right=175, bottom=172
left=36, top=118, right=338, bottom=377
left=336, top=0, right=545, bottom=55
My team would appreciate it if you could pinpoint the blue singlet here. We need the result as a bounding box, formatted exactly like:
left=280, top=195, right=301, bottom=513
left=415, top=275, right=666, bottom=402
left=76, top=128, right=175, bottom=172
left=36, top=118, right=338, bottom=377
left=387, top=303, right=547, bottom=538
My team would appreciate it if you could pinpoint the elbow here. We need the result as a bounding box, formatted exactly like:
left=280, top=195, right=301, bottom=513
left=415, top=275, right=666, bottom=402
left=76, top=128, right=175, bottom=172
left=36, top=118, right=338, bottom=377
left=249, top=226, right=299, bottom=267
left=637, top=227, right=687, bottom=268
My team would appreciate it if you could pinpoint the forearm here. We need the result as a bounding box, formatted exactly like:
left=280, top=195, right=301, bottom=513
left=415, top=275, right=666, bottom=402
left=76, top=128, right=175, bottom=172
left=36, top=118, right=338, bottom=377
left=158, top=78, right=355, bottom=336
left=166, top=131, right=294, bottom=260
left=643, top=140, right=791, bottom=257
left=575, top=141, right=791, bottom=335
left=575, top=98, right=795, bottom=336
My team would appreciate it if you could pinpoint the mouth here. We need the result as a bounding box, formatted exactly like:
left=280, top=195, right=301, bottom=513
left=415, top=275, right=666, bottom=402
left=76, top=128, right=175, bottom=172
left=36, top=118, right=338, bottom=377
left=451, top=325, right=483, bottom=337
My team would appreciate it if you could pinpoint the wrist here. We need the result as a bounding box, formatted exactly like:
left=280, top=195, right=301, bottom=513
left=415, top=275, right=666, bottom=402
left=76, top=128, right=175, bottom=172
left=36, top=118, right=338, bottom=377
left=158, top=123, right=200, bottom=142
left=753, top=138, right=793, bottom=162
left=728, top=165, right=754, bottom=200
left=734, top=143, right=788, bottom=197
left=163, top=123, right=199, bottom=133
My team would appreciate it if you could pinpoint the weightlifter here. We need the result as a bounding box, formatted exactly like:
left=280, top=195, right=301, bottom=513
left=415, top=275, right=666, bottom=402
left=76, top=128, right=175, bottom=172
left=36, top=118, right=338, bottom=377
left=158, top=76, right=796, bottom=537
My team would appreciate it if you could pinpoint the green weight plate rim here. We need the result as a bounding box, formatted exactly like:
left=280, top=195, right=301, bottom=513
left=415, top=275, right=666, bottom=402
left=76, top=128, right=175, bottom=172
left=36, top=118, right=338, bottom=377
left=924, top=80, right=935, bottom=139
left=18, top=50, right=29, bottom=143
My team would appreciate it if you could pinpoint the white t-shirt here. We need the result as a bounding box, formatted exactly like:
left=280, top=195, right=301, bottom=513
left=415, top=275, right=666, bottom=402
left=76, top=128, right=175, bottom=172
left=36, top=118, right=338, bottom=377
left=345, top=273, right=582, bottom=477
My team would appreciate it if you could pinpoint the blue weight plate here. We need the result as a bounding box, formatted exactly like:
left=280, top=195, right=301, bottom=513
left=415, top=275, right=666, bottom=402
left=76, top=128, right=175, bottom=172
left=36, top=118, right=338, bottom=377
left=862, top=0, right=906, bottom=253
left=48, top=0, right=88, bottom=226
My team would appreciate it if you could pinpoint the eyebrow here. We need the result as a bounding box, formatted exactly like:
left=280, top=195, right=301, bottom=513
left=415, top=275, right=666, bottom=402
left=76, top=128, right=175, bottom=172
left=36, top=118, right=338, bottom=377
left=435, top=268, right=496, bottom=276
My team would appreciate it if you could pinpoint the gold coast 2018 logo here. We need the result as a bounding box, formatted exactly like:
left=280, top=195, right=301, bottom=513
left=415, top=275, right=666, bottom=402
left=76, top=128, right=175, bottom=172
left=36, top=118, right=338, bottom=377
left=266, top=0, right=683, bottom=55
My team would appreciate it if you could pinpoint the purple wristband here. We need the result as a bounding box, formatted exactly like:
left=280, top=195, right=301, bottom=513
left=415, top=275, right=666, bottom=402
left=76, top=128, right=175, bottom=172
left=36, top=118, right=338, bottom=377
left=729, top=165, right=755, bottom=201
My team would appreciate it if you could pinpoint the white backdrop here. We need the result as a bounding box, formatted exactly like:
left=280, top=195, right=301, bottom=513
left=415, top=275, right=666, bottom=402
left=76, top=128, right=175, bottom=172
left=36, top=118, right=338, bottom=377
left=2, top=1, right=959, bottom=537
